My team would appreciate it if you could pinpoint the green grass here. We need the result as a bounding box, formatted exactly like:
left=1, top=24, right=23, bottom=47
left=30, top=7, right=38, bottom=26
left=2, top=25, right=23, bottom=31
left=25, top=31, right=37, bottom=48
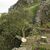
left=32, top=44, right=46, bottom=50
left=46, top=22, right=50, bottom=27
left=24, top=4, right=39, bottom=10
left=24, top=4, right=39, bottom=16
left=32, top=44, right=36, bottom=50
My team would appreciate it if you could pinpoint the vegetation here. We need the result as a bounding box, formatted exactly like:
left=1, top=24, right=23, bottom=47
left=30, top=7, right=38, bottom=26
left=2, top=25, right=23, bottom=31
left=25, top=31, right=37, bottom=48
left=0, top=0, right=50, bottom=50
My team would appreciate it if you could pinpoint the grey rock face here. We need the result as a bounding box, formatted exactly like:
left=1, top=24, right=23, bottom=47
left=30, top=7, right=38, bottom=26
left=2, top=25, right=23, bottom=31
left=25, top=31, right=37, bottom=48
left=27, top=0, right=34, bottom=4
left=12, top=47, right=26, bottom=50
left=9, top=0, right=34, bottom=11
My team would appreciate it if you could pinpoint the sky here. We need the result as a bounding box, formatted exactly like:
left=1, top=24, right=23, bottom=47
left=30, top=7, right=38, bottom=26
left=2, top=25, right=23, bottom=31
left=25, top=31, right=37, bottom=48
left=0, top=0, right=18, bottom=13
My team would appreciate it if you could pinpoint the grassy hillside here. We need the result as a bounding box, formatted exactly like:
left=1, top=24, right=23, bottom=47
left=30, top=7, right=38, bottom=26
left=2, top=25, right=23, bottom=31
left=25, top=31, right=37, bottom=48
left=0, top=0, right=50, bottom=50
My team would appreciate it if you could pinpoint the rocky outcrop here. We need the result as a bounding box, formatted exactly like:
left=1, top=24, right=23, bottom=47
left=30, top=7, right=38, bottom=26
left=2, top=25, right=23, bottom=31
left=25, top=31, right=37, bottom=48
left=9, top=0, right=40, bottom=12
left=9, top=0, right=34, bottom=11
left=36, top=0, right=50, bottom=26
left=12, top=47, right=26, bottom=50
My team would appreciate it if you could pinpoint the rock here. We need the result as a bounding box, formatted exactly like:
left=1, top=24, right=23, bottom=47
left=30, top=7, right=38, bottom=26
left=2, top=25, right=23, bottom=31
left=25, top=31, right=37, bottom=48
left=21, top=38, right=27, bottom=43
left=12, top=47, right=26, bottom=50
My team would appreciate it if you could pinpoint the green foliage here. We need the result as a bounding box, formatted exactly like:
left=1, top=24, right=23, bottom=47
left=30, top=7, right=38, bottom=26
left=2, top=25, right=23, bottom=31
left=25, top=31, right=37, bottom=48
left=0, top=5, right=36, bottom=50
left=32, top=44, right=46, bottom=50
left=32, top=44, right=36, bottom=50
left=39, top=47, right=46, bottom=50
left=0, top=0, right=50, bottom=50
